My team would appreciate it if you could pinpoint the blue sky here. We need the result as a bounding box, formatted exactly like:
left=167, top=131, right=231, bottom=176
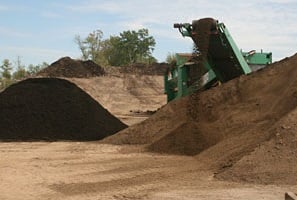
left=1, top=0, right=297, bottom=67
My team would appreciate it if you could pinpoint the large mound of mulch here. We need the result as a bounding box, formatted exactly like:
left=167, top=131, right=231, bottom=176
left=37, top=57, right=105, bottom=78
left=0, top=78, right=127, bottom=141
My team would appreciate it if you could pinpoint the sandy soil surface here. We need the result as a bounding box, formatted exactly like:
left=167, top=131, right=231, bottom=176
left=68, top=74, right=166, bottom=125
left=0, top=142, right=293, bottom=200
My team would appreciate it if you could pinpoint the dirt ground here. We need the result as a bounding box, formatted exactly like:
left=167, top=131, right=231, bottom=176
left=0, top=142, right=294, bottom=200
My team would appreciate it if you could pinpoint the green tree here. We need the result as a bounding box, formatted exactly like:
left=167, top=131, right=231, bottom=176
left=102, top=29, right=156, bottom=66
left=74, top=30, right=106, bottom=65
left=27, top=62, right=48, bottom=75
left=101, top=35, right=122, bottom=66
left=13, top=56, right=27, bottom=80
left=117, top=29, right=156, bottom=65
left=166, top=52, right=176, bottom=65
left=75, top=28, right=156, bottom=66
left=1, top=59, right=12, bottom=79
left=13, top=67, right=27, bottom=80
left=0, top=59, right=13, bottom=88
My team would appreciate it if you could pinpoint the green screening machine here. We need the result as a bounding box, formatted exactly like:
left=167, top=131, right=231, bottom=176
left=165, top=18, right=272, bottom=102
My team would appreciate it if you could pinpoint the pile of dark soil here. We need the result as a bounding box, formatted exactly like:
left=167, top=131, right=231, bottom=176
left=37, top=57, right=105, bottom=78
left=0, top=78, right=127, bottom=141
left=102, top=53, right=297, bottom=185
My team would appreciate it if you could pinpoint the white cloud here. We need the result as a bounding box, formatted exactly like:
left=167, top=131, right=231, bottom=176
left=40, top=11, right=62, bottom=19
left=0, top=27, right=31, bottom=38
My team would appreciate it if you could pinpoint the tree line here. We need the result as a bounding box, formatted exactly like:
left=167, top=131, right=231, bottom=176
left=0, top=57, right=48, bottom=89
left=0, top=28, right=174, bottom=90
left=74, top=28, right=157, bottom=66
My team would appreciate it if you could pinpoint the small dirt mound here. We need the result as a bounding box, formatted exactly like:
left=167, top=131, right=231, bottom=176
left=37, top=57, right=105, bottom=78
left=0, top=78, right=127, bottom=141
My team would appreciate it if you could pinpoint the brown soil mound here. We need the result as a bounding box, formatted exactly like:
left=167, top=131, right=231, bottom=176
left=102, top=63, right=169, bottom=77
left=37, top=57, right=105, bottom=78
left=0, top=78, right=127, bottom=141
left=118, top=63, right=169, bottom=75
left=102, top=53, right=297, bottom=185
